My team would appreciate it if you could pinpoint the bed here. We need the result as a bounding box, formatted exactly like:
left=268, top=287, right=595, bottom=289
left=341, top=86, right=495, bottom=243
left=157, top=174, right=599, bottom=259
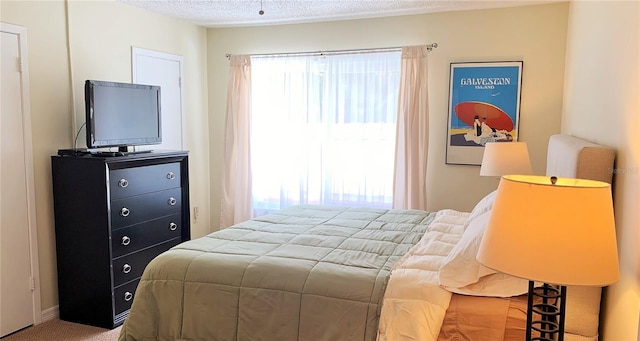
left=118, top=134, right=615, bottom=341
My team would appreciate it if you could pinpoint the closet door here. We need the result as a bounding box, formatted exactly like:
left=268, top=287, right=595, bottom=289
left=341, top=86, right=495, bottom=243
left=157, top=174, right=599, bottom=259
left=132, top=47, right=184, bottom=151
left=0, top=23, right=40, bottom=337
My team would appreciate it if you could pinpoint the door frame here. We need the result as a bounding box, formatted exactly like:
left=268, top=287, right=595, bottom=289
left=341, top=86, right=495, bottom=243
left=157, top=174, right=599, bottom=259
left=0, top=22, right=41, bottom=326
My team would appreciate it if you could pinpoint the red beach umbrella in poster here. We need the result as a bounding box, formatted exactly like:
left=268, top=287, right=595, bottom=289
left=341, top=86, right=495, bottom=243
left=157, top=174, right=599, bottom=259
left=454, top=101, right=514, bottom=131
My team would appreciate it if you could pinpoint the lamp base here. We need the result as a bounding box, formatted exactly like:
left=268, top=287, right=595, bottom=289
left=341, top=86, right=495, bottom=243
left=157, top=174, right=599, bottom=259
left=526, top=281, right=567, bottom=341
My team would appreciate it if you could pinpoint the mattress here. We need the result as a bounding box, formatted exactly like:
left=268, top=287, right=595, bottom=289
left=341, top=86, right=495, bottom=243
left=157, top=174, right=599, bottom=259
left=118, top=205, right=435, bottom=341
left=437, top=288, right=601, bottom=341
left=437, top=293, right=528, bottom=341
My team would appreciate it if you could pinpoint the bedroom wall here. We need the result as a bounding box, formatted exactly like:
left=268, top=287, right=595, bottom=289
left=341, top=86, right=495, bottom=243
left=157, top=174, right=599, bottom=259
left=561, top=1, right=640, bottom=340
left=206, top=3, right=570, bottom=229
left=1, top=0, right=209, bottom=317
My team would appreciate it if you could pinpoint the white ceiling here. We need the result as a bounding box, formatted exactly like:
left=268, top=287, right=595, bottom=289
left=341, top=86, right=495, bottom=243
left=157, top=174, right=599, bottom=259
left=117, top=0, right=563, bottom=28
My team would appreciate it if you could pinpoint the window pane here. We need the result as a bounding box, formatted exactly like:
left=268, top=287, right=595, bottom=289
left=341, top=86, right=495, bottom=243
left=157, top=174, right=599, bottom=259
left=251, top=51, right=401, bottom=216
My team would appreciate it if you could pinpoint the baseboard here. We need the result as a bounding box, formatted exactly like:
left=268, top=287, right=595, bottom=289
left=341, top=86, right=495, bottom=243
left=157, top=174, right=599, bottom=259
left=41, top=305, right=59, bottom=322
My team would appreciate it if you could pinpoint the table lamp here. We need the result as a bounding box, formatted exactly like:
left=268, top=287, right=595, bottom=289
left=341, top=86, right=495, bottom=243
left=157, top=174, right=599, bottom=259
left=476, top=175, right=619, bottom=341
left=480, top=141, right=532, bottom=177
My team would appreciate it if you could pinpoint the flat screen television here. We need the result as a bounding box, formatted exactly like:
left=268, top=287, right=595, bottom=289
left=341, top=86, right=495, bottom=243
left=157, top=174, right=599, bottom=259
left=85, top=80, right=162, bottom=152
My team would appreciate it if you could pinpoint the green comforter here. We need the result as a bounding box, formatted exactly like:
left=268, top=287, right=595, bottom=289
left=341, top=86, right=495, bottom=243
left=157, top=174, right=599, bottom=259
left=118, top=205, right=433, bottom=341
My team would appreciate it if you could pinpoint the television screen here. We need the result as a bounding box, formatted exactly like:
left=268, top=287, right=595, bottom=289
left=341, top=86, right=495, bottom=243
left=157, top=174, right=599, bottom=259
left=85, top=80, right=162, bottom=151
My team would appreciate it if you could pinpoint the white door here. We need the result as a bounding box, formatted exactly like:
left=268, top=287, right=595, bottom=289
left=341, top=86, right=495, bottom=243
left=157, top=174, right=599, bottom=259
left=132, top=48, right=184, bottom=151
left=0, top=23, right=41, bottom=337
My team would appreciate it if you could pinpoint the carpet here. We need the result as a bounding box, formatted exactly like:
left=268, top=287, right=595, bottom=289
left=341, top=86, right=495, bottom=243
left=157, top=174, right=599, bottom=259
left=2, top=319, right=122, bottom=341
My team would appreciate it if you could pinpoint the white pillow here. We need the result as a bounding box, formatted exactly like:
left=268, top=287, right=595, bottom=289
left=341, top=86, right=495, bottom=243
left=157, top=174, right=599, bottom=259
left=439, top=206, right=530, bottom=297
left=465, top=190, right=497, bottom=227
left=438, top=210, right=496, bottom=288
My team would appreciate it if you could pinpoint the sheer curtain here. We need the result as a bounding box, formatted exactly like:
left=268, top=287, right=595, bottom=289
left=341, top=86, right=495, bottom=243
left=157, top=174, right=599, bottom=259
left=392, top=46, right=430, bottom=210
left=250, top=51, right=401, bottom=216
left=220, top=55, right=253, bottom=228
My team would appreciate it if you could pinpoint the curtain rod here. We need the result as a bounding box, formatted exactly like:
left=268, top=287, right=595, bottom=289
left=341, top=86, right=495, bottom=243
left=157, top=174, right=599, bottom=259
left=225, top=43, right=438, bottom=60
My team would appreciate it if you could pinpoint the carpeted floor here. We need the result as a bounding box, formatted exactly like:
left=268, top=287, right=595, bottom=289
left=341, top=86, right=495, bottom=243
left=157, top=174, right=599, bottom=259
left=1, top=319, right=122, bottom=341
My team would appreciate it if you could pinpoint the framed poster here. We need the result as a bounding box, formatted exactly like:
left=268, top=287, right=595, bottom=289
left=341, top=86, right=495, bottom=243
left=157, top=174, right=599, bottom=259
left=445, top=61, right=523, bottom=165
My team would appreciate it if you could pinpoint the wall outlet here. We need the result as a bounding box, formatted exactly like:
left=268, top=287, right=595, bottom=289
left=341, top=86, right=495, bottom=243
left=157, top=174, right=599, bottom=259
left=193, top=206, right=199, bottom=224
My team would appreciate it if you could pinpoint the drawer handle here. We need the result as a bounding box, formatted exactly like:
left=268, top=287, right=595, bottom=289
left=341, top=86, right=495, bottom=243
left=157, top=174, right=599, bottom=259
left=120, top=207, right=130, bottom=217
left=169, top=222, right=178, bottom=231
left=122, top=264, right=132, bottom=274
left=167, top=172, right=176, bottom=180
left=118, top=178, right=128, bottom=188
left=121, top=236, right=131, bottom=246
left=124, top=291, right=133, bottom=302
left=167, top=197, right=177, bottom=206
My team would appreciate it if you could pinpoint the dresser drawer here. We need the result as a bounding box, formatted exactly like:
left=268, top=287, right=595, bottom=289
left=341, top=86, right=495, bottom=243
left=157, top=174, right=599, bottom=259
left=110, top=162, right=181, bottom=200
left=112, top=238, right=181, bottom=287
left=111, top=188, right=182, bottom=229
left=113, top=279, right=140, bottom=317
left=111, top=214, right=182, bottom=258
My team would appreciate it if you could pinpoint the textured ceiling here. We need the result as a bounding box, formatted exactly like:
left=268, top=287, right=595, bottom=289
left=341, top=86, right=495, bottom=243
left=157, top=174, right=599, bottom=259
left=118, top=0, right=561, bottom=28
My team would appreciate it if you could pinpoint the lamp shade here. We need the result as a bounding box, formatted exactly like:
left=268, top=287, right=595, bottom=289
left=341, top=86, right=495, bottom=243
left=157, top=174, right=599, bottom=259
left=476, top=175, right=619, bottom=286
left=480, top=142, right=532, bottom=176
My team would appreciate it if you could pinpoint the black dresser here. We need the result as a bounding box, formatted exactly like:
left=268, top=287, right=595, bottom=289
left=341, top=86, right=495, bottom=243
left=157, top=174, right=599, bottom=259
left=51, top=150, right=190, bottom=329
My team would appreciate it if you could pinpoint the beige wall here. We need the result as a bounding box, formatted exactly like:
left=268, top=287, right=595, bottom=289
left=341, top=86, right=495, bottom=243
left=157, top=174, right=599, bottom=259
left=1, top=0, right=209, bottom=313
left=562, top=1, right=640, bottom=340
left=207, top=3, right=570, bottom=228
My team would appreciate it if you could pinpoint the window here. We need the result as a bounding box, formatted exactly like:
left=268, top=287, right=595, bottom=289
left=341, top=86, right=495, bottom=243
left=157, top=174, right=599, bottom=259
left=250, top=51, right=401, bottom=216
